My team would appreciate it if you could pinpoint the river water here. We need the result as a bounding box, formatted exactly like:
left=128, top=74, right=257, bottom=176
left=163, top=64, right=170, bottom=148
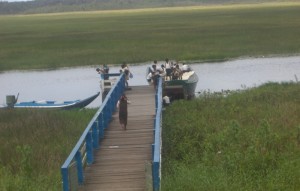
left=0, top=56, right=299, bottom=108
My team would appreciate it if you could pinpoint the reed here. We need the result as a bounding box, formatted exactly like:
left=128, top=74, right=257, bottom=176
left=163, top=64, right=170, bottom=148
left=162, top=82, right=300, bottom=190
left=1, top=3, right=300, bottom=71
left=0, top=109, right=95, bottom=190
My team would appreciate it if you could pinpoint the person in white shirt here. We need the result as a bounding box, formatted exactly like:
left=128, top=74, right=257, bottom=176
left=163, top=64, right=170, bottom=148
left=147, top=72, right=153, bottom=84
left=150, top=60, right=158, bottom=73
left=159, top=64, right=166, bottom=78
left=163, top=94, right=170, bottom=107
left=120, top=63, right=130, bottom=88
left=181, top=63, right=191, bottom=73
left=164, top=58, right=172, bottom=80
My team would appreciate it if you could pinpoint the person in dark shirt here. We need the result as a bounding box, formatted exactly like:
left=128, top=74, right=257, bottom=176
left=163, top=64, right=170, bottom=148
left=117, top=94, right=130, bottom=130
left=96, top=64, right=109, bottom=80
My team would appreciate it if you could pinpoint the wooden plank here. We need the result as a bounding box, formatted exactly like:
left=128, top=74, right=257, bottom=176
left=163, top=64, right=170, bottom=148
left=81, top=85, right=156, bottom=191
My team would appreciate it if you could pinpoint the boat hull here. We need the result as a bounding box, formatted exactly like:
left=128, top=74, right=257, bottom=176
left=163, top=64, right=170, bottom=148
left=6, top=92, right=100, bottom=110
left=164, top=71, right=198, bottom=100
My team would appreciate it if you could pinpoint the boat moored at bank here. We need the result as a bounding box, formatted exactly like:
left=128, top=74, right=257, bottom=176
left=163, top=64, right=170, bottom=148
left=164, top=70, right=198, bottom=100
left=2, top=92, right=100, bottom=110
left=146, top=62, right=198, bottom=100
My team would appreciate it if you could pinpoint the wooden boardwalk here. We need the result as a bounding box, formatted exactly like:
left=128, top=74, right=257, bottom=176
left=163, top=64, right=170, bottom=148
left=81, top=85, right=156, bottom=191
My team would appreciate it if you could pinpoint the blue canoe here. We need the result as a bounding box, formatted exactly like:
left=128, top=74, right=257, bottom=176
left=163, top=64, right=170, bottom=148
left=10, top=92, right=100, bottom=109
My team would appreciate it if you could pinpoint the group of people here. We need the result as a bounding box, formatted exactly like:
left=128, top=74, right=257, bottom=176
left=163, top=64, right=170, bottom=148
left=97, top=59, right=190, bottom=90
left=97, top=62, right=133, bottom=88
left=164, top=58, right=187, bottom=80
left=99, top=60, right=186, bottom=131
left=146, top=58, right=191, bottom=89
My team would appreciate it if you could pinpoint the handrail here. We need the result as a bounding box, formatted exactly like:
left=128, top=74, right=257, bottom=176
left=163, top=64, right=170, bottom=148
left=61, top=73, right=125, bottom=191
left=153, top=77, right=163, bottom=191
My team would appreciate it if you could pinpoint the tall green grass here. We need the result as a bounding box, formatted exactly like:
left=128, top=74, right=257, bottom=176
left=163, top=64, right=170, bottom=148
left=0, top=109, right=95, bottom=191
left=1, top=3, right=300, bottom=71
left=162, top=82, right=300, bottom=190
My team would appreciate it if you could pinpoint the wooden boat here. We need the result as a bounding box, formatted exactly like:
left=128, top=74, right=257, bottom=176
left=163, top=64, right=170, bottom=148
left=146, top=64, right=198, bottom=100
left=2, top=92, right=100, bottom=109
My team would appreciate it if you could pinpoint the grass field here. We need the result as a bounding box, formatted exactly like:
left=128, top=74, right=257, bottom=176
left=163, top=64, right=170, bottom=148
left=0, top=109, right=95, bottom=190
left=1, top=83, right=298, bottom=190
left=1, top=2, right=300, bottom=71
left=162, top=82, right=300, bottom=190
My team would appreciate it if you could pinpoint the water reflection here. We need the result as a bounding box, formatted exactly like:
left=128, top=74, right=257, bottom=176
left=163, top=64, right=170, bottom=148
left=0, top=56, right=299, bottom=108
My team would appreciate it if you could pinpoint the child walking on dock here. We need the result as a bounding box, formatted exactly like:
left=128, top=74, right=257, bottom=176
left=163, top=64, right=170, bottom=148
left=117, top=94, right=130, bottom=130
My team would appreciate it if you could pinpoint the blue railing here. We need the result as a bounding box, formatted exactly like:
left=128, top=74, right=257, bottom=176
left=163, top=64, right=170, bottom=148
left=153, top=77, right=163, bottom=191
left=61, top=73, right=125, bottom=191
left=61, top=73, right=163, bottom=191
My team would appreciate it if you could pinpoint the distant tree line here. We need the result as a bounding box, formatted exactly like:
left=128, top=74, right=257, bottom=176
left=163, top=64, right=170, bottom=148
left=0, top=0, right=280, bottom=15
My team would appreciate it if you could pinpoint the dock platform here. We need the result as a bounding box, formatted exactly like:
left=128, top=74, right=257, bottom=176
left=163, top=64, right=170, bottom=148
left=81, top=85, right=156, bottom=191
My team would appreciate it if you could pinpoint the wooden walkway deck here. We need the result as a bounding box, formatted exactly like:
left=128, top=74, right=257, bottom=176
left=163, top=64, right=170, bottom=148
left=81, top=85, right=156, bottom=191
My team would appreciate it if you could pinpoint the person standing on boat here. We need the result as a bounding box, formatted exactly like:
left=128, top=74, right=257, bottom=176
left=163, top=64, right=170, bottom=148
left=172, top=64, right=182, bottom=80
left=165, top=58, right=172, bottom=80
left=181, top=63, right=190, bottom=73
left=117, top=94, right=130, bottom=130
left=159, top=64, right=166, bottom=81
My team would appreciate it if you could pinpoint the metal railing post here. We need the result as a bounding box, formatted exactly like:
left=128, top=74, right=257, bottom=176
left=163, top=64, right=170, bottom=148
left=103, top=105, right=108, bottom=129
left=61, top=73, right=126, bottom=191
left=92, top=122, right=99, bottom=149
left=75, top=151, right=84, bottom=184
left=86, top=131, right=93, bottom=164
left=153, top=162, right=160, bottom=191
left=61, top=167, right=69, bottom=191
left=155, top=93, right=158, bottom=110
left=152, top=144, right=155, bottom=160
left=98, top=113, right=104, bottom=139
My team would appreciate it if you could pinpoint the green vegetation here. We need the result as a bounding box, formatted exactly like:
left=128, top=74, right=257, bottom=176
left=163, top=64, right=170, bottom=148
left=0, top=0, right=292, bottom=15
left=1, top=84, right=298, bottom=190
left=162, top=82, right=300, bottom=190
left=0, top=109, right=95, bottom=191
left=1, top=2, right=300, bottom=190
left=1, top=3, right=300, bottom=71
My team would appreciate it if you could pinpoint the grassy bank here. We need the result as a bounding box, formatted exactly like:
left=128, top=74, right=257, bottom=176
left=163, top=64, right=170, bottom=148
left=0, top=109, right=95, bottom=190
left=162, top=82, right=300, bottom=190
left=1, top=3, right=300, bottom=71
